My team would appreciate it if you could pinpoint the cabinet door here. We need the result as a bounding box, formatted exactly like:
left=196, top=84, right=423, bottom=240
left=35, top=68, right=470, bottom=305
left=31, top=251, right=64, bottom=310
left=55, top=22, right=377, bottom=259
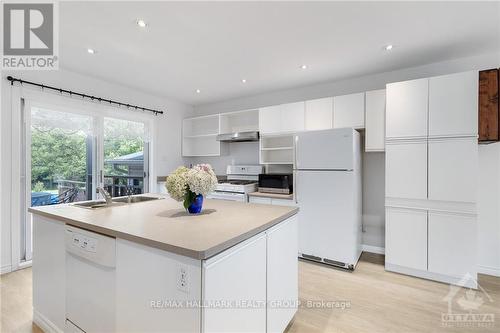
left=203, top=234, right=266, bottom=333
left=429, top=71, right=478, bottom=138
left=386, top=78, right=428, bottom=139
left=267, top=216, right=298, bottom=333
left=428, top=212, right=476, bottom=279
left=428, top=138, right=477, bottom=203
left=365, top=89, right=386, bottom=152
left=385, top=141, right=427, bottom=199
left=280, top=102, right=305, bottom=133
left=385, top=207, right=427, bottom=270
left=259, top=105, right=282, bottom=135
left=333, top=92, right=365, bottom=129
left=249, top=196, right=272, bottom=205
left=305, top=97, right=333, bottom=130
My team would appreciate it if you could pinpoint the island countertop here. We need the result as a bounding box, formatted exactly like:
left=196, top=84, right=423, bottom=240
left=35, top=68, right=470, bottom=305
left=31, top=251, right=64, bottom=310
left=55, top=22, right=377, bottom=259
left=28, top=195, right=298, bottom=260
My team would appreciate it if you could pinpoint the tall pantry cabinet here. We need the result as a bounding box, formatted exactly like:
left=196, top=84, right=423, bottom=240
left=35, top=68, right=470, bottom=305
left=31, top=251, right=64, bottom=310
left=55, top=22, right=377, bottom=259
left=385, top=71, right=478, bottom=288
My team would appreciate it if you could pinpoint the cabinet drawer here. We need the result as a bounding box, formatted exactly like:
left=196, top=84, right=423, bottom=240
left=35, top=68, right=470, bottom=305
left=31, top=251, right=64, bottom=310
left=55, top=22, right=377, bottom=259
left=271, top=198, right=296, bottom=207
left=428, top=212, right=476, bottom=278
left=428, top=138, right=477, bottom=203
left=385, top=208, right=427, bottom=270
left=385, top=141, right=427, bottom=199
left=429, top=71, right=478, bottom=138
left=386, top=78, right=428, bottom=139
left=249, top=196, right=272, bottom=205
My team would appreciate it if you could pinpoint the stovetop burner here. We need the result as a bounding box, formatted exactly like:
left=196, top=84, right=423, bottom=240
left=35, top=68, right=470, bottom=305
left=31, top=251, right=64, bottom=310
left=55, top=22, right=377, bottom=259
left=218, top=180, right=257, bottom=185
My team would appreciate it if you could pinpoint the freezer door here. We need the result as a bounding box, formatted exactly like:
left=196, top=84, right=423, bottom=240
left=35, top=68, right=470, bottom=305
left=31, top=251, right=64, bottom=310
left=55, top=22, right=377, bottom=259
left=295, top=128, right=354, bottom=170
left=296, top=170, right=360, bottom=265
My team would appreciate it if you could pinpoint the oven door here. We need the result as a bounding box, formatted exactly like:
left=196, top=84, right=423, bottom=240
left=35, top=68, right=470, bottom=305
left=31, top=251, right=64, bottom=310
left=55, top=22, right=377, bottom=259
left=206, top=191, right=247, bottom=202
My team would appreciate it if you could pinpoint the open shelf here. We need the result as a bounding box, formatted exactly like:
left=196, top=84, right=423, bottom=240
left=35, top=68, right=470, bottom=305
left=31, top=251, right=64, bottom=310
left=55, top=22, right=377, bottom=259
left=219, top=109, right=259, bottom=134
left=260, top=134, right=295, bottom=165
left=183, top=114, right=220, bottom=137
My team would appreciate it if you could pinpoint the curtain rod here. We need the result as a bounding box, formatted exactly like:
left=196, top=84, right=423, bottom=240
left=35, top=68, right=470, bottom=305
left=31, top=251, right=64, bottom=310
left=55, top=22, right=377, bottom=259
left=6, top=76, right=164, bottom=116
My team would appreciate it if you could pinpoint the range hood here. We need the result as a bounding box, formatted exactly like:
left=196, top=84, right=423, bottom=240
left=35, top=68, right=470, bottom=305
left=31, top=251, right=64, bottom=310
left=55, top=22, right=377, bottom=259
left=216, top=131, right=259, bottom=142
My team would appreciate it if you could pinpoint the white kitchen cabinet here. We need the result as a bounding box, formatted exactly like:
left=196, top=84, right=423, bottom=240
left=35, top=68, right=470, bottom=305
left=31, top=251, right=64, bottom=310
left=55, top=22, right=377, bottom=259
left=203, top=234, right=267, bottom=333
left=386, top=78, right=428, bottom=139
left=365, top=89, right=386, bottom=152
left=219, top=109, right=259, bottom=134
left=428, top=138, right=478, bottom=203
left=385, top=208, right=428, bottom=271
left=305, top=97, right=333, bottom=131
left=249, top=196, right=272, bottom=205
left=259, top=102, right=304, bottom=135
left=271, top=198, right=297, bottom=207
left=385, top=140, right=427, bottom=199
left=428, top=71, right=478, bottom=138
left=182, top=115, right=224, bottom=157
left=259, top=105, right=282, bottom=135
left=333, top=92, right=365, bottom=129
left=267, top=216, right=298, bottom=333
left=428, top=212, right=476, bottom=281
left=281, top=102, right=305, bottom=133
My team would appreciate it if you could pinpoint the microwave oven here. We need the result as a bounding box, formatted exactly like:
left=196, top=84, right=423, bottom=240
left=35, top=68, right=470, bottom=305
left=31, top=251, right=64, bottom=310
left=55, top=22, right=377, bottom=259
left=258, top=173, right=293, bottom=194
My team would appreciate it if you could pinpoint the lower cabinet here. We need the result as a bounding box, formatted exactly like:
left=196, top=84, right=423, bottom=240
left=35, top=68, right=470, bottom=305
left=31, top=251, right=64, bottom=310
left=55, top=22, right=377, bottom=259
left=203, top=234, right=267, bottom=333
left=266, top=216, right=298, bottom=333
left=428, top=212, right=476, bottom=278
left=385, top=207, right=427, bottom=271
left=249, top=196, right=297, bottom=207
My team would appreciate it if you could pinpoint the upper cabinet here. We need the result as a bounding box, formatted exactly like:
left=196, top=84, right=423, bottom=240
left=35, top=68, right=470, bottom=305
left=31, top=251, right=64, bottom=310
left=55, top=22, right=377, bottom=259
left=333, top=92, right=365, bottom=129
left=386, top=78, right=428, bottom=139
left=259, top=102, right=305, bottom=135
left=304, top=97, right=333, bottom=131
left=182, top=115, right=222, bottom=157
left=478, top=69, right=499, bottom=142
left=428, top=71, right=478, bottom=138
left=219, top=109, right=259, bottom=134
left=365, top=89, right=386, bottom=152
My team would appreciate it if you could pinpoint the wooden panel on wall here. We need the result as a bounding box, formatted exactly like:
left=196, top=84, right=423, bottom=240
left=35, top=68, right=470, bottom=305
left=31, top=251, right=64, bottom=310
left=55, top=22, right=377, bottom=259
left=478, top=69, right=499, bottom=142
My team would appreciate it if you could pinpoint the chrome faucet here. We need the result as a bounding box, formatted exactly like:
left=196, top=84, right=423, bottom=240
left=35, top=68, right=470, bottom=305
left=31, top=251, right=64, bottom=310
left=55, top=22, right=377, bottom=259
left=97, top=187, right=112, bottom=205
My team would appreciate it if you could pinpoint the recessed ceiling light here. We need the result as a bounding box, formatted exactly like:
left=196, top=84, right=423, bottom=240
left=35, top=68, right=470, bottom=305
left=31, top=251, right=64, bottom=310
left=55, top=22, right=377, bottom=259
left=301, top=64, right=308, bottom=69
left=384, top=44, right=394, bottom=51
left=196, top=89, right=201, bottom=94
left=136, top=19, right=147, bottom=28
left=87, top=48, right=95, bottom=54
left=241, top=79, right=247, bottom=83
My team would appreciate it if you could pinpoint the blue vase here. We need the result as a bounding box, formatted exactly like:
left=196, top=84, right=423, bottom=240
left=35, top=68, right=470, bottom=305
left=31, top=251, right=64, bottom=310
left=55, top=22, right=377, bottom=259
left=188, top=194, right=204, bottom=214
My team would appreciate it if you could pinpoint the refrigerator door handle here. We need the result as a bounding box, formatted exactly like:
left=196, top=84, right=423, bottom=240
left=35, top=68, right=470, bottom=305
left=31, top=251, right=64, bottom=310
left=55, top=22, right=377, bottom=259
left=294, top=171, right=298, bottom=204
left=294, top=135, right=298, bottom=168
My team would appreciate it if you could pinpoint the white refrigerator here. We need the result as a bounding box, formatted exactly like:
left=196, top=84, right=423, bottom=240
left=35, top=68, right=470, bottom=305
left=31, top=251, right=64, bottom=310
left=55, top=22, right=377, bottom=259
left=294, top=128, right=362, bottom=270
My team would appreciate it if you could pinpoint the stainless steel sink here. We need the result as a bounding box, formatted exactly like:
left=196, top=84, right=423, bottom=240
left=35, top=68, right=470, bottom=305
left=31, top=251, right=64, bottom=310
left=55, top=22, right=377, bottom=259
left=72, top=200, right=125, bottom=209
left=73, top=196, right=163, bottom=209
left=112, top=196, right=164, bottom=204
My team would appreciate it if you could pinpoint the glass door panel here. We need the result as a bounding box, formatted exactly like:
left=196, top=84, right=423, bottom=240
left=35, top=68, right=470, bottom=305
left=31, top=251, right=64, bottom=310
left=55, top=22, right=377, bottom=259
left=103, top=117, right=147, bottom=197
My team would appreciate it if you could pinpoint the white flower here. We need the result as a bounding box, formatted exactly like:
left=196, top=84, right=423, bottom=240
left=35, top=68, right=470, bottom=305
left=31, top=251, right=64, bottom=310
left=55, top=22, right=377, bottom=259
left=186, top=164, right=218, bottom=196
left=166, top=166, right=189, bottom=201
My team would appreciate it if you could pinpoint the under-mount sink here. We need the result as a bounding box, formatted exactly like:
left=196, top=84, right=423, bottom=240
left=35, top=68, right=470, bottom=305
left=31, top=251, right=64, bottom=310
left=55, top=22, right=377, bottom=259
left=72, top=200, right=125, bottom=209
left=112, top=196, right=164, bottom=203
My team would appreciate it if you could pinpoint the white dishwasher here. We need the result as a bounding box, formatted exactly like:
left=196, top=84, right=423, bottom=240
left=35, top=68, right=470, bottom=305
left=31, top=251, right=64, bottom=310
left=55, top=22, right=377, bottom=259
left=65, top=225, right=116, bottom=333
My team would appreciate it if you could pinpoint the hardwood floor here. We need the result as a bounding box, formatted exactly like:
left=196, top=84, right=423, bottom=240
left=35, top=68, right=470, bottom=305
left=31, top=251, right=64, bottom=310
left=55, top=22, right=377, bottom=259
left=1, top=253, right=499, bottom=333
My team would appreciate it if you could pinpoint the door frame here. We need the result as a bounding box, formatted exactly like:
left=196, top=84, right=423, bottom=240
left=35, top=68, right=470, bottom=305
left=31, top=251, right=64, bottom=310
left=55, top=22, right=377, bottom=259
left=15, top=89, right=154, bottom=268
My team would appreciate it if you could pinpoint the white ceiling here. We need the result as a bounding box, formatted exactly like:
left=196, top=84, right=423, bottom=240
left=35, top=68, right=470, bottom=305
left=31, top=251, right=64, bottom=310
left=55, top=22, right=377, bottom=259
left=60, top=1, right=500, bottom=106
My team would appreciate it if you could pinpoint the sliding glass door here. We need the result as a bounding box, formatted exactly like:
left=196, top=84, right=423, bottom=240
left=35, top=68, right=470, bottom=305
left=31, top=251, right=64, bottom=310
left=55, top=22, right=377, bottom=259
left=22, top=102, right=150, bottom=261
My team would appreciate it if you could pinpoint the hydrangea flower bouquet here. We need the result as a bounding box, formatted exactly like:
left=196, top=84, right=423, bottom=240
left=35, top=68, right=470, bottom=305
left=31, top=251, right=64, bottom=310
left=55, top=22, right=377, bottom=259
left=166, top=164, right=218, bottom=214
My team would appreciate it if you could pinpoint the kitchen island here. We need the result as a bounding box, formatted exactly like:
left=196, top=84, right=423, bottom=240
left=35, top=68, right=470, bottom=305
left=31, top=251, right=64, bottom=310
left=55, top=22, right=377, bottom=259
left=29, top=195, right=299, bottom=333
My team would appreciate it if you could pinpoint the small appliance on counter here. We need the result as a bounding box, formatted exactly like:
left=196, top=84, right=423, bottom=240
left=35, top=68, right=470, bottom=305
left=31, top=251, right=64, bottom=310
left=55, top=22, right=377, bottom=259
left=258, top=173, right=293, bottom=194
left=206, top=165, right=264, bottom=202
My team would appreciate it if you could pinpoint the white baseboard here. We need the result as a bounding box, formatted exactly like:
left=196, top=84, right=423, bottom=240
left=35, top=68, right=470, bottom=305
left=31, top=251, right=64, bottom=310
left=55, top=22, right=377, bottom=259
left=361, top=244, right=385, bottom=255
left=33, top=309, right=64, bottom=333
left=478, top=265, right=500, bottom=277
left=385, top=263, right=477, bottom=289
left=1, top=264, right=12, bottom=275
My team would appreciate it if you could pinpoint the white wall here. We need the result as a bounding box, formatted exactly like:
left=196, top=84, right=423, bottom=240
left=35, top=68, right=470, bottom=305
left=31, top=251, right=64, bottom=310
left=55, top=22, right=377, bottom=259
left=191, top=51, right=500, bottom=268
left=0, top=69, right=193, bottom=273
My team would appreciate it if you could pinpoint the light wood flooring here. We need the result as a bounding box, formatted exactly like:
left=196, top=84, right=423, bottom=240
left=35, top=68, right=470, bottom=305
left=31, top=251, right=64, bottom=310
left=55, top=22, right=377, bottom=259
left=1, top=253, right=499, bottom=333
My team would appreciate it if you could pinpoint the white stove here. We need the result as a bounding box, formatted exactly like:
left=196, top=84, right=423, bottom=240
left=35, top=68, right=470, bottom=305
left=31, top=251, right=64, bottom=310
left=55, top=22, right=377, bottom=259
left=207, top=165, right=263, bottom=202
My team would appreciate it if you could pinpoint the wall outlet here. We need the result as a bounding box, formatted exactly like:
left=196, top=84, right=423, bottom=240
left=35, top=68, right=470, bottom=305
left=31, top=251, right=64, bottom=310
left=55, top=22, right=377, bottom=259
left=177, top=264, right=189, bottom=293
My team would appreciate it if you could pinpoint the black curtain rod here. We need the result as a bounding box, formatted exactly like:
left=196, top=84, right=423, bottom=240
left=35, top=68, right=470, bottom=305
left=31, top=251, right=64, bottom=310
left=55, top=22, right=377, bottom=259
left=6, top=76, right=164, bottom=116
